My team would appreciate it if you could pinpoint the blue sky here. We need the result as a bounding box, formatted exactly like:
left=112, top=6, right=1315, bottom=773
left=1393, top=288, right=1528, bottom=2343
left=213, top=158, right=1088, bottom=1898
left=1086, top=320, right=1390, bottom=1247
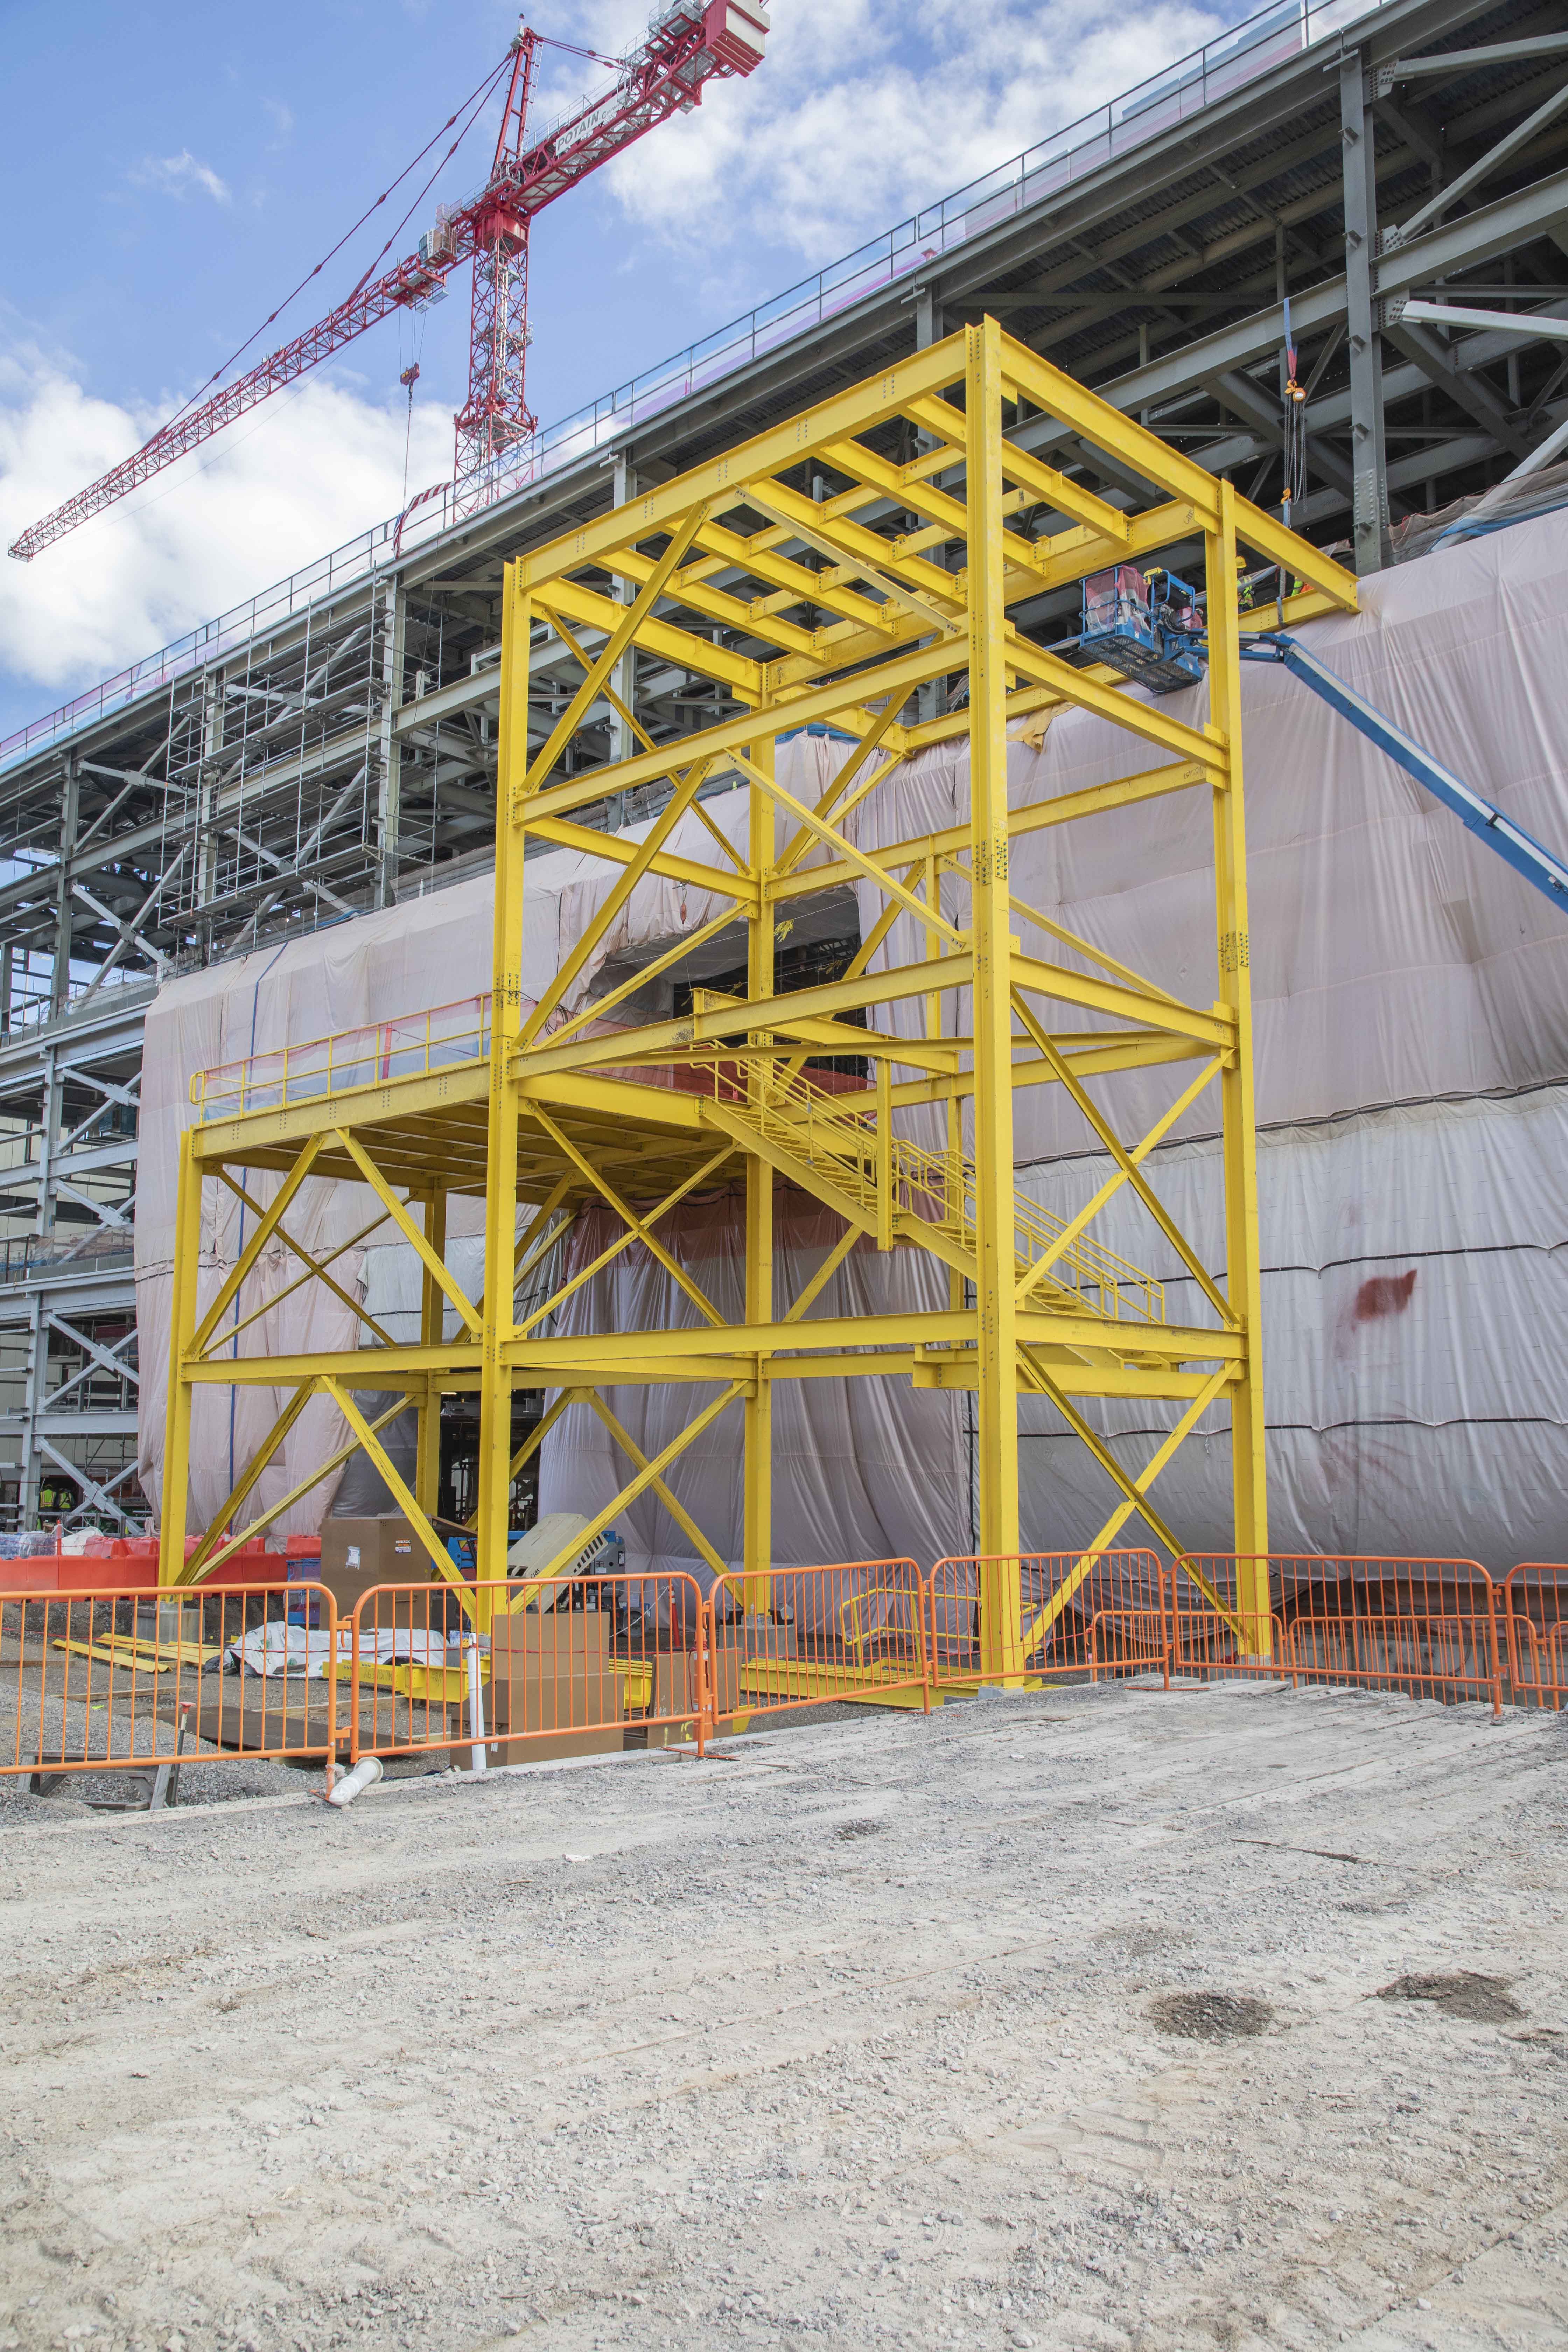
left=0, top=0, right=1250, bottom=743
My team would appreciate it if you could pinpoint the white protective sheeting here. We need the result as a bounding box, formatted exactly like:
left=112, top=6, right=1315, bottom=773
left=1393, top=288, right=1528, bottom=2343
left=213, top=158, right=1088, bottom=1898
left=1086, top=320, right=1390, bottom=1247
left=134, top=752, right=842, bottom=1535
left=538, top=514, right=1568, bottom=1573
left=139, top=515, right=1568, bottom=1569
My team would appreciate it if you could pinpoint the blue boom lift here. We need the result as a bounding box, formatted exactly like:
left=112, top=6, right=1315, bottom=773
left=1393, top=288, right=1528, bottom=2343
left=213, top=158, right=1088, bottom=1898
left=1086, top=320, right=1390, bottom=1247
left=1076, top=565, right=1568, bottom=908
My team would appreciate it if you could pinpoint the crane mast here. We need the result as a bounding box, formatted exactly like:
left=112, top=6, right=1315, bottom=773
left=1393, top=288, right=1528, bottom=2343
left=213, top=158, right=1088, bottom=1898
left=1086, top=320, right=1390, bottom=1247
left=9, top=2, right=769, bottom=560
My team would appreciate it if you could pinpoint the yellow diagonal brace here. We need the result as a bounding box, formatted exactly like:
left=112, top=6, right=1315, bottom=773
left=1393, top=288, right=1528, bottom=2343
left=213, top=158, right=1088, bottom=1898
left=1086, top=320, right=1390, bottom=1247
left=774, top=697, right=903, bottom=880
left=741, top=484, right=966, bottom=637
left=725, top=748, right=965, bottom=946
left=463, top=1385, right=586, bottom=1533
left=523, top=503, right=713, bottom=796
left=189, top=1132, right=326, bottom=1360
left=550, top=617, right=743, bottom=874
left=1015, top=1345, right=1188, bottom=1562
left=181, top=1391, right=417, bottom=1585
left=183, top=1379, right=317, bottom=1579
left=203, top=1205, right=392, bottom=1356
left=522, top=758, right=715, bottom=1046
left=322, top=1376, right=470, bottom=1603
left=782, top=1222, right=859, bottom=1325
left=1016, top=1365, right=1235, bottom=1653
left=1010, top=996, right=1235, bottom=1327
left=537, top=903, right=741, bottom=1051
left=528, top=1108, right=729, bottom=1330
left=503, top=1378, right=748, bottom=1605
left=516, top=1141, right=734, bottom=1338
left=585, top=1391, right=729, bottom=1581
left=334, top=1129, right=481, bottom=1339
left=211, top=1172, right=396, bottom=1351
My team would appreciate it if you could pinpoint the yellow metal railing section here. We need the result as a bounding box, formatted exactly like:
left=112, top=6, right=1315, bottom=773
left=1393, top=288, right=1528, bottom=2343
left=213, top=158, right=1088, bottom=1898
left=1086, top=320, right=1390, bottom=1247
left=190, top=994, right=494, bottom=1121
left=703, top=1057, right=1164, bottom=1325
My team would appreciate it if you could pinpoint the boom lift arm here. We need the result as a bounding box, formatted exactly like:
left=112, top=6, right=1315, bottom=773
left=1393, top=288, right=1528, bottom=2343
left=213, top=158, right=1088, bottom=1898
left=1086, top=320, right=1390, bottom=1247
left=1079, top=565, right=1568, bottom=908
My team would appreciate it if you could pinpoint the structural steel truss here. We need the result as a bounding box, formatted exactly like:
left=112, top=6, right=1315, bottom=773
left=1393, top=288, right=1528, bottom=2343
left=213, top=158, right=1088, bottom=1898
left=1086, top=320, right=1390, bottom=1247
left=159, top=321, right=1357, bottom=1672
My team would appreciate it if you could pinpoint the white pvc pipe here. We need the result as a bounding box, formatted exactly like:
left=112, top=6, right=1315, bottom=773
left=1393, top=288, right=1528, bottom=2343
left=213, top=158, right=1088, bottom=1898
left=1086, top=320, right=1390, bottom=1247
left=325, top=1756, right=383, bottom=1808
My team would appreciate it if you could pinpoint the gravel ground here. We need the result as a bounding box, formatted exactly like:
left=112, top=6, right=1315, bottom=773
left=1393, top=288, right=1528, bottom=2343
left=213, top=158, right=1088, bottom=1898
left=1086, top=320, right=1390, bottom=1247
left=2, top=1676, right=1567, bottom=2352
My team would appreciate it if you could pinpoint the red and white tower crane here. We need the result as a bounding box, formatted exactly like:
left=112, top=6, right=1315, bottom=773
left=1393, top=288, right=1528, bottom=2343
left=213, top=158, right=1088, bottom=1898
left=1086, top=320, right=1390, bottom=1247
left=9, top=2, right=769, bottom=560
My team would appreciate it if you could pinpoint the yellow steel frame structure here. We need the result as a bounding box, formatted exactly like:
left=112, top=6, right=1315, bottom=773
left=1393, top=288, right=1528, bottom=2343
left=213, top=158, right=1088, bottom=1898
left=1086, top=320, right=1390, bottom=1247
left=159, top=321, right=1357, bottom=1672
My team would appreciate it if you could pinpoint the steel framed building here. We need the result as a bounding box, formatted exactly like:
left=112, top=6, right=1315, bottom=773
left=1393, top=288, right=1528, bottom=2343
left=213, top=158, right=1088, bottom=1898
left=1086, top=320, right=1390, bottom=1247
left=2, top=0, right=1566, bottom=1528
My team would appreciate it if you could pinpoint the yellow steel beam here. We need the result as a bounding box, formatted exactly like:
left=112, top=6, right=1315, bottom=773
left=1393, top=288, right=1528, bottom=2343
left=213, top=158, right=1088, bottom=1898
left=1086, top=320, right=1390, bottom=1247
left=1004, top=633, right=1222, bottom=770
left=518, top=336, right=970, bottom=592
left=178, top=1391, right=418, bottom=1585
left=207, top=1172, right=396, bottom=1354
left=504, top=1307, right=1245, bottom=1370
left=499, top=1378, right=749, bottom=1602
left=523, top=504, right=712, bottom=794
left=537, top=577, right=762, bottom=705
left=188, top=1132, right=325, bottom=1359
left=509, top=951, right=976, bottom=1086
left=335, top=1128, right=482, bottom=1339
left=518, top=811, right=756, bottom=908
left=586, top=1391, right=730, bottom=1582
left=1012, top=949, right=1233, bottom=1048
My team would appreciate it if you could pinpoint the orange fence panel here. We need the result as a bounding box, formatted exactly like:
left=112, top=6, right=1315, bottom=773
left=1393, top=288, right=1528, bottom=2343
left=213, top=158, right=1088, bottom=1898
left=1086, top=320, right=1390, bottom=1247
left=0, top=1582, right=343, bottom=1785
left=345, top=1573, right=707, bottom=1766
left=1500, top=1565, right=1568, bottom=1708
left=929, top=1552, right=1164, bottom=1686
left=1179, top=1554, right=1501, bottom=1714
left=708, top=1561, right=930, bottom=1723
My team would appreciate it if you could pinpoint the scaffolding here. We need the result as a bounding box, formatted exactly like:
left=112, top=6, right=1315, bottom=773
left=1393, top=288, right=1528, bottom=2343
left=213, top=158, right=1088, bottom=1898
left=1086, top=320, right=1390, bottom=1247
left=158, top=319, right=1358, bottom=1669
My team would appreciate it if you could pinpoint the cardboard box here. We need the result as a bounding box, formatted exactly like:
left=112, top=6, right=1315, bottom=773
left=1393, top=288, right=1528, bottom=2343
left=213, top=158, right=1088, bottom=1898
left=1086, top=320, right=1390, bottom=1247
left=320, top=1516, right=437, bottom=1584
left=465, top=1661, right=624, bottom=1768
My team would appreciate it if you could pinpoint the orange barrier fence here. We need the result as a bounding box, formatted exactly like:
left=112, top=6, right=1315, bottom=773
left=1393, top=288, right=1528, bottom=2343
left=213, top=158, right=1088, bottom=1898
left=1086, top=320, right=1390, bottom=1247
left=346, top=1573, right=708, bottom=1765
left=0, top=1582, right=342, bottom=1784
left=709, top=1561, right=930, bottom=1721
left=1177, top=1554, right=1502, bottom=1715
left=6, top=1554, right=1554, bottom=1795
left=929, top=1553, right=1164, bottom=1685
left=1500, top=1565, right=1568, bottom=1708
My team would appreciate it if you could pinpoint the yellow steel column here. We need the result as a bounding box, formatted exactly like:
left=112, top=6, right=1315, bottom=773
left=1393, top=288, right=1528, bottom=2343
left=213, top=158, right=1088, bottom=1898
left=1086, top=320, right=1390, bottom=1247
left=966, top=320, right=1024, bottom=1679
left=743, top=719, right=774, bottom=1611
left=158, top=1125, right=200, bottom=1592
left=476, top=566, right=530, bottom=1626
left=415, top=1183, right=447, bottom=1521
left=1206, top=480, right=1271, bottom=1640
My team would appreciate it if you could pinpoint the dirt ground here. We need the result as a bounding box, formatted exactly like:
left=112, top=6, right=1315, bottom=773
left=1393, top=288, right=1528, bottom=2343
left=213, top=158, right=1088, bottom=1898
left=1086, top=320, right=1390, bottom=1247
left=2, top=1676, right=1567, bottom=2352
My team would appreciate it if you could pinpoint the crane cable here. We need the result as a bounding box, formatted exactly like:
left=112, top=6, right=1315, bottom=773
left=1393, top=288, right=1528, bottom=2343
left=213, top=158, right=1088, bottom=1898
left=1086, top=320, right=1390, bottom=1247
left=161, top=50, right=515, bottom=435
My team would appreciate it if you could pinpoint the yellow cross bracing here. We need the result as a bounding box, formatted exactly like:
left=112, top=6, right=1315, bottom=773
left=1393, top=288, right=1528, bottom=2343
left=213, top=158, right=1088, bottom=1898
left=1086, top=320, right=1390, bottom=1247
left=159, top=321, right=1356, bottom=1669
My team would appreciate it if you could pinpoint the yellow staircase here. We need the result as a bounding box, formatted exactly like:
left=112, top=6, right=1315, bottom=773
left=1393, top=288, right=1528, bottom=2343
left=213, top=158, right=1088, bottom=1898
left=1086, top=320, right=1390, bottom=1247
left=695, top=1057, right=1164, bottom=1327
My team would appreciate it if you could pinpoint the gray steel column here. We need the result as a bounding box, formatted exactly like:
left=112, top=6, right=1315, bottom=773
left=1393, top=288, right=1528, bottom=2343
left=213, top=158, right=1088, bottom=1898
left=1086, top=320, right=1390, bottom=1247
left=196, top=665, right=226, bottom=946
left=376, top=573, right=407, bottom=908
left=49, top=759, right=79, bottom=1020
left=35, top=1042, right=61, bottom=1240
left=1341, top=48, right=1392, bottom=573
left=20, top=1291, right=47, bottom=1528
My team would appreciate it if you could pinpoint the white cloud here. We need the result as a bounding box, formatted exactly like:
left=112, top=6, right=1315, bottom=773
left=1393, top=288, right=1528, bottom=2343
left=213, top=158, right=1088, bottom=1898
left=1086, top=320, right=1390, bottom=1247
left=538, top=0, right=1235, bottom=265
left=0, top=346, right=451, bottom=699
left=129, top=150, right=233, bottom=206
